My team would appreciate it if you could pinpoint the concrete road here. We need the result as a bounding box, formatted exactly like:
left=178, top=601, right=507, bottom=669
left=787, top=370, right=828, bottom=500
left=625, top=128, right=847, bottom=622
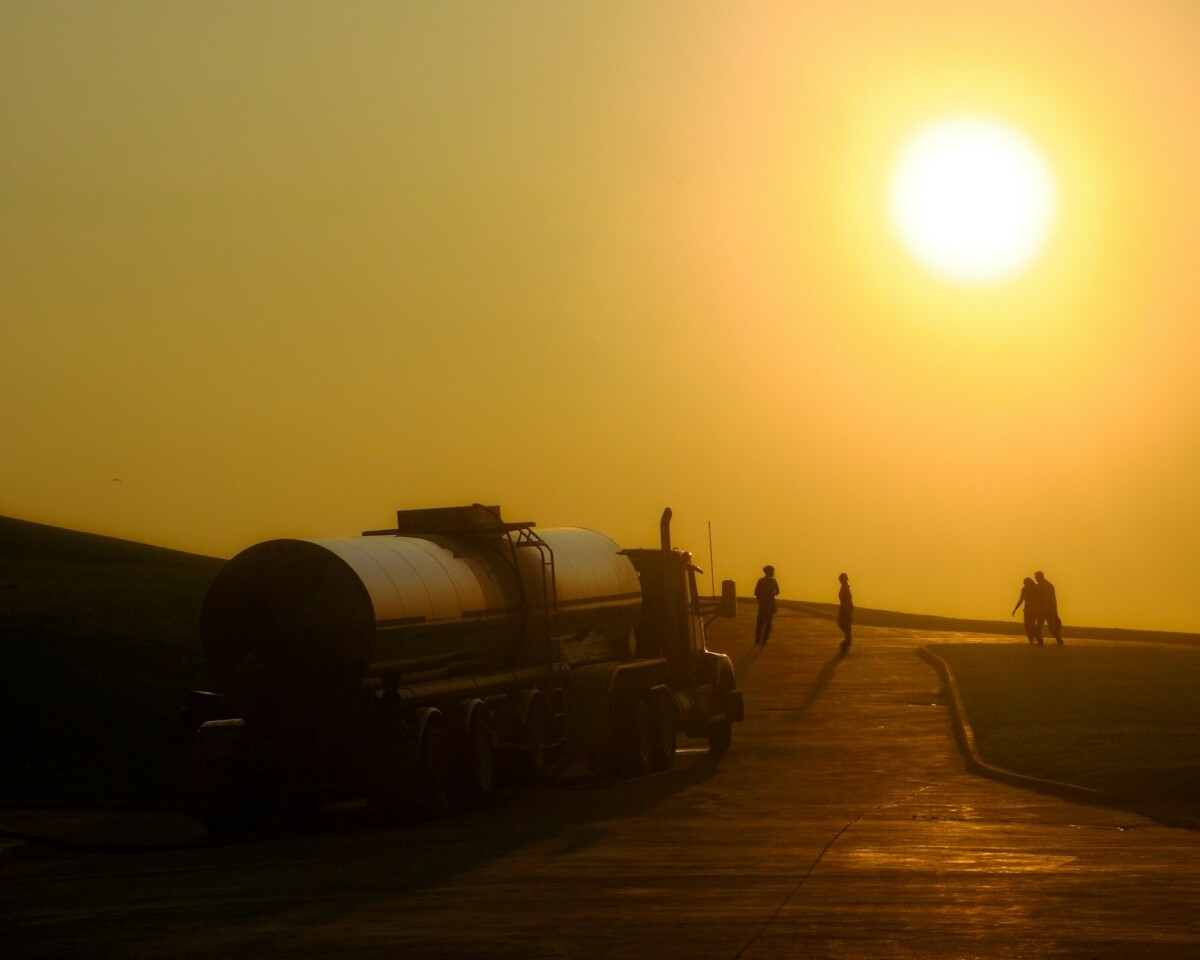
left=3, top=605, right=1199, bottom=958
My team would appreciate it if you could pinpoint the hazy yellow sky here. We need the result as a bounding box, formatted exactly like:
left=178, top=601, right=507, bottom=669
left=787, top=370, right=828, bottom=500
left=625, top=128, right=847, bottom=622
left=4, top=1, right=1199, bottom=631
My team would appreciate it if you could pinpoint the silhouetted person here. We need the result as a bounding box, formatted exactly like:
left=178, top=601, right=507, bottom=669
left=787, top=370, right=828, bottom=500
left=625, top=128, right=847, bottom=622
left=837, top=572, right=853, bottom=655
left=754, top=565, right=779, bottom=645
left=1012, top=576, right=1043, bottom=644
left=1035, top=570, right=1063, bottom=645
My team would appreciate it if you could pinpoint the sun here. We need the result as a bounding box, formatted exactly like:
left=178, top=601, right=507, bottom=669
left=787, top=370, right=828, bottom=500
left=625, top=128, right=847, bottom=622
left=888, top=116, right=1058, bottom=285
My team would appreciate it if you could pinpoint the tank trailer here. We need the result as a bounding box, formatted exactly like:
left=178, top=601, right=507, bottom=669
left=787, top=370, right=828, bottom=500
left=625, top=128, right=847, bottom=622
left=184, top=505, right=742, bottom=827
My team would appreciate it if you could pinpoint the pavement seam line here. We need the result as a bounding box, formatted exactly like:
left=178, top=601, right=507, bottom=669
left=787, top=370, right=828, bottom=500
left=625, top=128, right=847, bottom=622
left=730, top=783, right=938, bottom=959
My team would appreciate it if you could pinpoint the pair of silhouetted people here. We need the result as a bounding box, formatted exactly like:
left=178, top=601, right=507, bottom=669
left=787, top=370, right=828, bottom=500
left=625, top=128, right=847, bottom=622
left=1011, top=570, right=1062, bottom=645
left=754, top=565, right=779, bottom=644
left=755, top=567, right=854, bottom=654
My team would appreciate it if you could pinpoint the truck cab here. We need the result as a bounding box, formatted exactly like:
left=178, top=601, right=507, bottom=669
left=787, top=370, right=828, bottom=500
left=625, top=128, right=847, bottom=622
left=626, top=549, right=735, bottom=657
left=622, top=510, right=743, bottom=752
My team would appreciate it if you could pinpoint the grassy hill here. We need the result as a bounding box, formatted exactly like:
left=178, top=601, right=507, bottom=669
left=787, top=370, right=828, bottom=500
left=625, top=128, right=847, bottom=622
left=0, top=516, right=224, bottom=804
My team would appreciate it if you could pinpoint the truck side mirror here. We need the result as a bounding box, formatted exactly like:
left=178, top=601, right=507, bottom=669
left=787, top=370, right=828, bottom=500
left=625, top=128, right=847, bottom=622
left=718, top=579, right=737, bottom=618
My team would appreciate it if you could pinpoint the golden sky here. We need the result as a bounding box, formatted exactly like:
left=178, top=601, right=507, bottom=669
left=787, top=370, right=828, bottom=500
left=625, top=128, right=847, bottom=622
left=4, top=1, right=1199, bottom=631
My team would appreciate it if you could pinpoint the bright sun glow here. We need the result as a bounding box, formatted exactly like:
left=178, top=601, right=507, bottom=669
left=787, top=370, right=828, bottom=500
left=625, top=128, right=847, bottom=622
left=889, top=116, right=1058, bottom=285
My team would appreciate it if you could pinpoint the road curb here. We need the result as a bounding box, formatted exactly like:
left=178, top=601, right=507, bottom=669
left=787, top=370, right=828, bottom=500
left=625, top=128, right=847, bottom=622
left=916, top=646, right=1105, bottom=805
left=919, top=646, right=1200, bottom=832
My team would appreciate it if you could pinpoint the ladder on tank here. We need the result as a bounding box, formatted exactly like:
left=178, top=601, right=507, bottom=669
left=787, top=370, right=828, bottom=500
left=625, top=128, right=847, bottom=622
left=507, top=526, right=565, bottom=730
left=509, top=526, right=560, bottom=661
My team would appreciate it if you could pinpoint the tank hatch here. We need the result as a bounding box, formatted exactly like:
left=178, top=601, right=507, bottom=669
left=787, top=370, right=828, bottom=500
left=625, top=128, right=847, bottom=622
left=363, top=504, right=535, bottom=537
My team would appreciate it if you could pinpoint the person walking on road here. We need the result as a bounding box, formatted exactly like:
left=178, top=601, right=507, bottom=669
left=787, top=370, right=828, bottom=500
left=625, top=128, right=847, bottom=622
left=1012, top=576, right=1043, bottom=645
left=1035, top=570, right=1063, bottom=644
left=754, top=565, right=779, bottom=645
left=837, top=572, right=854, bottom=655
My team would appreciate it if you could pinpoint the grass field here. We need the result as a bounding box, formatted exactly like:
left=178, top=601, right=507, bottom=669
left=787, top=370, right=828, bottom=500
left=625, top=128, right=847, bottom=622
left=929, top=643, right=1200, bottom=822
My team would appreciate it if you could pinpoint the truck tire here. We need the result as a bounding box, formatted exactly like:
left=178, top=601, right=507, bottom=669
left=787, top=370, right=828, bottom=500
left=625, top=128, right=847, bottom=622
left=461, top=709, right=496, bottom=807
left=418, top=713, right=454, bottom=818
left=617, top=697, right=652, bottom=778
left=516, top=696, right=550, bottom=786
left=707, top=674, right=734, bottom=754
left=586, top=751, right=618, bottom=780
left=648, top=690, right=676, bottom=772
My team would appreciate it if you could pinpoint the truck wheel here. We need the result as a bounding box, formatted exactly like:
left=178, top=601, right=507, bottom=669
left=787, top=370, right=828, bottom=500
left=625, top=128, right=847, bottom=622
left=586, top=752, right=618, bottom=780
left=618, top=697, right=652, bottom=778
left=419, top=717, right=454, bottom=817
left=707, top=675, right=734, bottom=754
left=516, top=699, right=549, bottom=786
left=462, top=711, right=496, bottom=807
left=648, top=692, right=676, bottom=772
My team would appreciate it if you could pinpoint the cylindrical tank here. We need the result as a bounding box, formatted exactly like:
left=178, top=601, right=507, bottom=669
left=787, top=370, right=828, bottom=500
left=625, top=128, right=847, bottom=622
left=200, top=527, right=642, bottom=696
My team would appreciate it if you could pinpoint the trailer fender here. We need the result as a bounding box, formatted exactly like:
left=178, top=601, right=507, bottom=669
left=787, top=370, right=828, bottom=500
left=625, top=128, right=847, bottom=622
left=412, top=707, right=442, bottom=752
left=455, top=698, right=493, bottom=738
left=514, top=688, right=545, bottom=731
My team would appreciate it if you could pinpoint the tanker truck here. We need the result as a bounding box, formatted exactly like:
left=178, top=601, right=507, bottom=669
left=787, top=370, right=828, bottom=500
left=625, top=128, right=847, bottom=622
left=183, top=504, right=742, bottom=828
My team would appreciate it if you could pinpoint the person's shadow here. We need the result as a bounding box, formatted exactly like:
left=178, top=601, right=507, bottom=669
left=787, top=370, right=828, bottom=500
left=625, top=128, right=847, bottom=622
left=735, top=641, right=764, bottom=676
left=790, top=654, right=843, bottom=722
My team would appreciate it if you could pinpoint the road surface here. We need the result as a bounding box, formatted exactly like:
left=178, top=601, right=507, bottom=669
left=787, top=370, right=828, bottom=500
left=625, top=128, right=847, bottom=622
left=3, top=604, right=1199, bottom=958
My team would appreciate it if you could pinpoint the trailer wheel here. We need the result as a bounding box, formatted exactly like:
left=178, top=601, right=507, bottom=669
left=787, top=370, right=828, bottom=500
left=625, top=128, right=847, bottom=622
left=586, top=751, right=618, bottom=780
left=516, top=697, right=550, bottom=786
left=461, top=710, right=496, bottom=807
left=648, top=691, right=676, bottom=772
left=418, top=715, right=454, bottom=817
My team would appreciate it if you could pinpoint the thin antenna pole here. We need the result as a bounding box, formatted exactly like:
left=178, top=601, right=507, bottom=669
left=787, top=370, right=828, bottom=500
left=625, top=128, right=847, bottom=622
left=707, top=520, right=715, bottom=597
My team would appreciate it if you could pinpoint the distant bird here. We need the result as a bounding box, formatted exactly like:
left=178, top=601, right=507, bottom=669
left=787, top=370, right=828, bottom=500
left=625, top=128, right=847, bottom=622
left=111, top=478, right=123, bottom=484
